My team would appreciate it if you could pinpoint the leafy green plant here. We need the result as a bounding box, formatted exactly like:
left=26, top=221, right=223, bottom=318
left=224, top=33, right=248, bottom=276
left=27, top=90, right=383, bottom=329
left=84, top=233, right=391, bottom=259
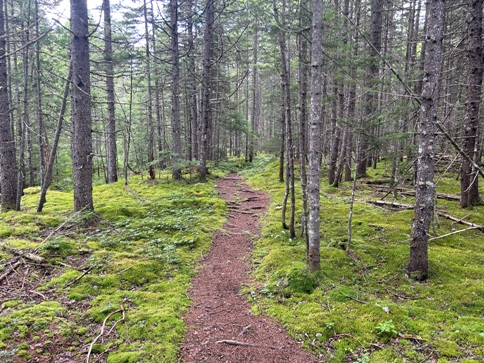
left=375, top=319, right=398, bottom=337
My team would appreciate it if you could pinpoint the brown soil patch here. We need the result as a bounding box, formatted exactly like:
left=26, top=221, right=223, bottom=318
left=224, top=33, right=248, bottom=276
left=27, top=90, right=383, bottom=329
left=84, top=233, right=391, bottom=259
left=180, top=173, right=317, bottom=363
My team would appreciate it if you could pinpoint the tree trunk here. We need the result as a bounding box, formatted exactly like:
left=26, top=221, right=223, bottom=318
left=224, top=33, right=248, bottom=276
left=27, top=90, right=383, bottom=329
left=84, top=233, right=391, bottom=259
left=249, top=24, right=259, bottom=163
left=187, top=0, right=198, bottom=161
left=298, top=0, right=310, bottom=247
left=0, top=0, right=17, bottom=211
left=38, top=65, right=71, bottom=212
left=273, top=0, right=295, bottom=238
left=70, top=0, right=94, bottom=212
left=307, top=0, right=323, bottom=272
left=460, top=0, right=483, bottom=208
left=17, top=13, right=31, bottom=211
left=408, top=0, right=444, bottom=281
left=170, top=0, right=182, bottom=180
left=143, top=0, right=155, bottom=180
left=199, top=0, right=215, bottom=182
left=35, top=0, right=48, bottom=188
left=103, top=0, right=118, bottom=183
left=356, top=0, right=384, bottom=177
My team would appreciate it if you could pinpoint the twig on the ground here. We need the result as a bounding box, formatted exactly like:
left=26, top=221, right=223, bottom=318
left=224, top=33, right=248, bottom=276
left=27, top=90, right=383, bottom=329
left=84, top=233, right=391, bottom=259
left=216, top=339, right=260, bottom=347
left=0, top=260, right=21, bottom=283
left=29, top=290, right=48, bottom=300
left=237, top=324, right=251, bottom=337
left=36, top=209, right=85, bottom=251
left=65, top=266, right=94, bottom=287
left=86, top=305, right=125, bottom=363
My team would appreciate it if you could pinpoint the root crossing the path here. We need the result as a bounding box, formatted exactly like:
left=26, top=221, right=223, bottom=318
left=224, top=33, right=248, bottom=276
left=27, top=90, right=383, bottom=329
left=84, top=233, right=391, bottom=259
left=181, top=174, right=317, bottom=362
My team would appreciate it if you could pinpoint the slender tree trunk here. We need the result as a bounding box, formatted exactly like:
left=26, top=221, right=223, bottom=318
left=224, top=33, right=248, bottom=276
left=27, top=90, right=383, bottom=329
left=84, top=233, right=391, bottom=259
left=170, top=0, right=182, bottom=180
left=249, top=24, right=259, bottom=163
left=17, top=13, right=31, bottom=211
left=408, top=0, right=444, bottom=281
left=143, top=0, right=155, bottom=180
left=356, top=0, right=384, bottom=177
left=345, top=0, right=361, bottom=182
left=308, top=0, right=323, bottom=272
left=274, top=0, right=295, bottom=238
left=103, top=0, right=118, bottom=183
left=70, top=0, right=93, bottom=212
left=0, top=0, right=17, bottom=211
left=298, top=0, right=310, bottom=247
left=460, top=0, right=483, bottom=208
left=38, top=66, right=71, bottom=212
left=35, top=0, right=48, bottom=188
left=188, top=0, right=198, bottom=161
left=199, top=0, right=215, bottom=182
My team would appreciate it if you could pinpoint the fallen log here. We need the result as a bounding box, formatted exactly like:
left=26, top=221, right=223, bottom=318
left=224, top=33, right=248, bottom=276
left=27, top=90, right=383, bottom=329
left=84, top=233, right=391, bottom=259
left=368, top=201, right=484, bottom=231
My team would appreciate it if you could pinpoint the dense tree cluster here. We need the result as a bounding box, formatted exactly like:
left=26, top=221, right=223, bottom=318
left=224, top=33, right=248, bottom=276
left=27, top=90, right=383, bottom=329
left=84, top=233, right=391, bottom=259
left=0, top=0, right=482, bottom=279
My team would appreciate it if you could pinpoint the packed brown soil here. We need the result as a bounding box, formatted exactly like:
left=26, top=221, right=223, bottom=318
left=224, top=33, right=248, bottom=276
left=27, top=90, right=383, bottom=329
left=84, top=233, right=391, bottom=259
left=180, top=174, right=317, bottom=363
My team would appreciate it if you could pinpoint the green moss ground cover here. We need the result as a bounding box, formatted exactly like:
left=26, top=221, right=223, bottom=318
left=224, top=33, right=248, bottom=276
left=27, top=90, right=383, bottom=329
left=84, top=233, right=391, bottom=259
left=0, top=173, right=226, bottom=362
left=240, top=156, right=484, bottom=363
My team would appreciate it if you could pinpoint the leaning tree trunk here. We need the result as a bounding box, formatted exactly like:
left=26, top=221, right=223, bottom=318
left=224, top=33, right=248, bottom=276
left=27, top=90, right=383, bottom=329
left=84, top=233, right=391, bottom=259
left=70, top=0, right=94, bottom=212
left=104, top=0, right=118, bottom=183
left=307, top=0, right=324, bottom=272
left=38, top=65, right=71, bottom=212
left=460, top=0, right=483, bottom=208
left=408, top=0, right=444, bottom=281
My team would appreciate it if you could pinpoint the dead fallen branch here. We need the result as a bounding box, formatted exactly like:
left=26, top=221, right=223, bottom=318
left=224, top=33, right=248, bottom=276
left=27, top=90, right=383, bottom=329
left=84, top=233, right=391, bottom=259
left=368, top=200, right=413, bottom=210
left=65, top=266, right=94, bottom=287
left=435, top=212, right=484, bottom=231
left=86, top=305, right=125, bottom=363
left=0, top=245, right=45, bottom=264
left=368, top=200, right=484, bottom=233
left=428, top=226, right=482, bottom=241
left=0, top=260, right=21, bottom=283
left=216, top=339, right=260, bottom=348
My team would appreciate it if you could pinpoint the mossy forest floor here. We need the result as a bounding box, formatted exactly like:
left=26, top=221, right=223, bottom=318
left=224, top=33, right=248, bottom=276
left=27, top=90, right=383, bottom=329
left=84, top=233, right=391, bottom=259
left=0, top=157, right=483, bottom=363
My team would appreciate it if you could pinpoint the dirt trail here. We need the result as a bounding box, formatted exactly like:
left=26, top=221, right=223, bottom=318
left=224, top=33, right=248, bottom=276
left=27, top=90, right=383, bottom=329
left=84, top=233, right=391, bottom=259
left=180, top=174, right=317, bottom=362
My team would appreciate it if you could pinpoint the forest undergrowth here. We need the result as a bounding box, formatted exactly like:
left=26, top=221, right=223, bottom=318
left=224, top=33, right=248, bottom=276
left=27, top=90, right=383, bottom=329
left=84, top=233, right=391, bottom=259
left=0, top=171, right=226, bottom=363
left=240, top=155, right=484, bottom=363
left=0, top=157, right=483, bottom=363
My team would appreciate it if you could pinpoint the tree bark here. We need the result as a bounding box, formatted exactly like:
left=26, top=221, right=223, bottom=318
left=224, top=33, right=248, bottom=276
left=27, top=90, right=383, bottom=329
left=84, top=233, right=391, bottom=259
left=70, top=0, right=93, bottom=212
left=103, top=0, right=118, bottom=183
left=38, top=65, right=71, bottom=212
left=408, top=0, right=444, bottom=281
left=308, top=0, right=323, bottom=272
left=460, top=0, right=483, bottom=208
left=0, top=0, right=17, bottom=211
left=187, top=0, right=198, bottom=161
left=170, top=0, right=182, bottom=180
left=356, top=0, right=384, bottom=177
left=199, top=0, right=215, bottom=182
left=143, top=0, right=155, bottom=180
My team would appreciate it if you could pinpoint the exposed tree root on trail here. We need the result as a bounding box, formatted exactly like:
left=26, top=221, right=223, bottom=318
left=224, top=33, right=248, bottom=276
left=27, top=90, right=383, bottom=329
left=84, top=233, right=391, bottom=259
left=181, top=173, right=318, bottom=362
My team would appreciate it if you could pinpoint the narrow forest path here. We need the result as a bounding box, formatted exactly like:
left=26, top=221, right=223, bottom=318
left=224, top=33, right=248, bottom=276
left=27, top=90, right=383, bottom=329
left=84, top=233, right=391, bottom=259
left=180, top=173, right=317, bottom=363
